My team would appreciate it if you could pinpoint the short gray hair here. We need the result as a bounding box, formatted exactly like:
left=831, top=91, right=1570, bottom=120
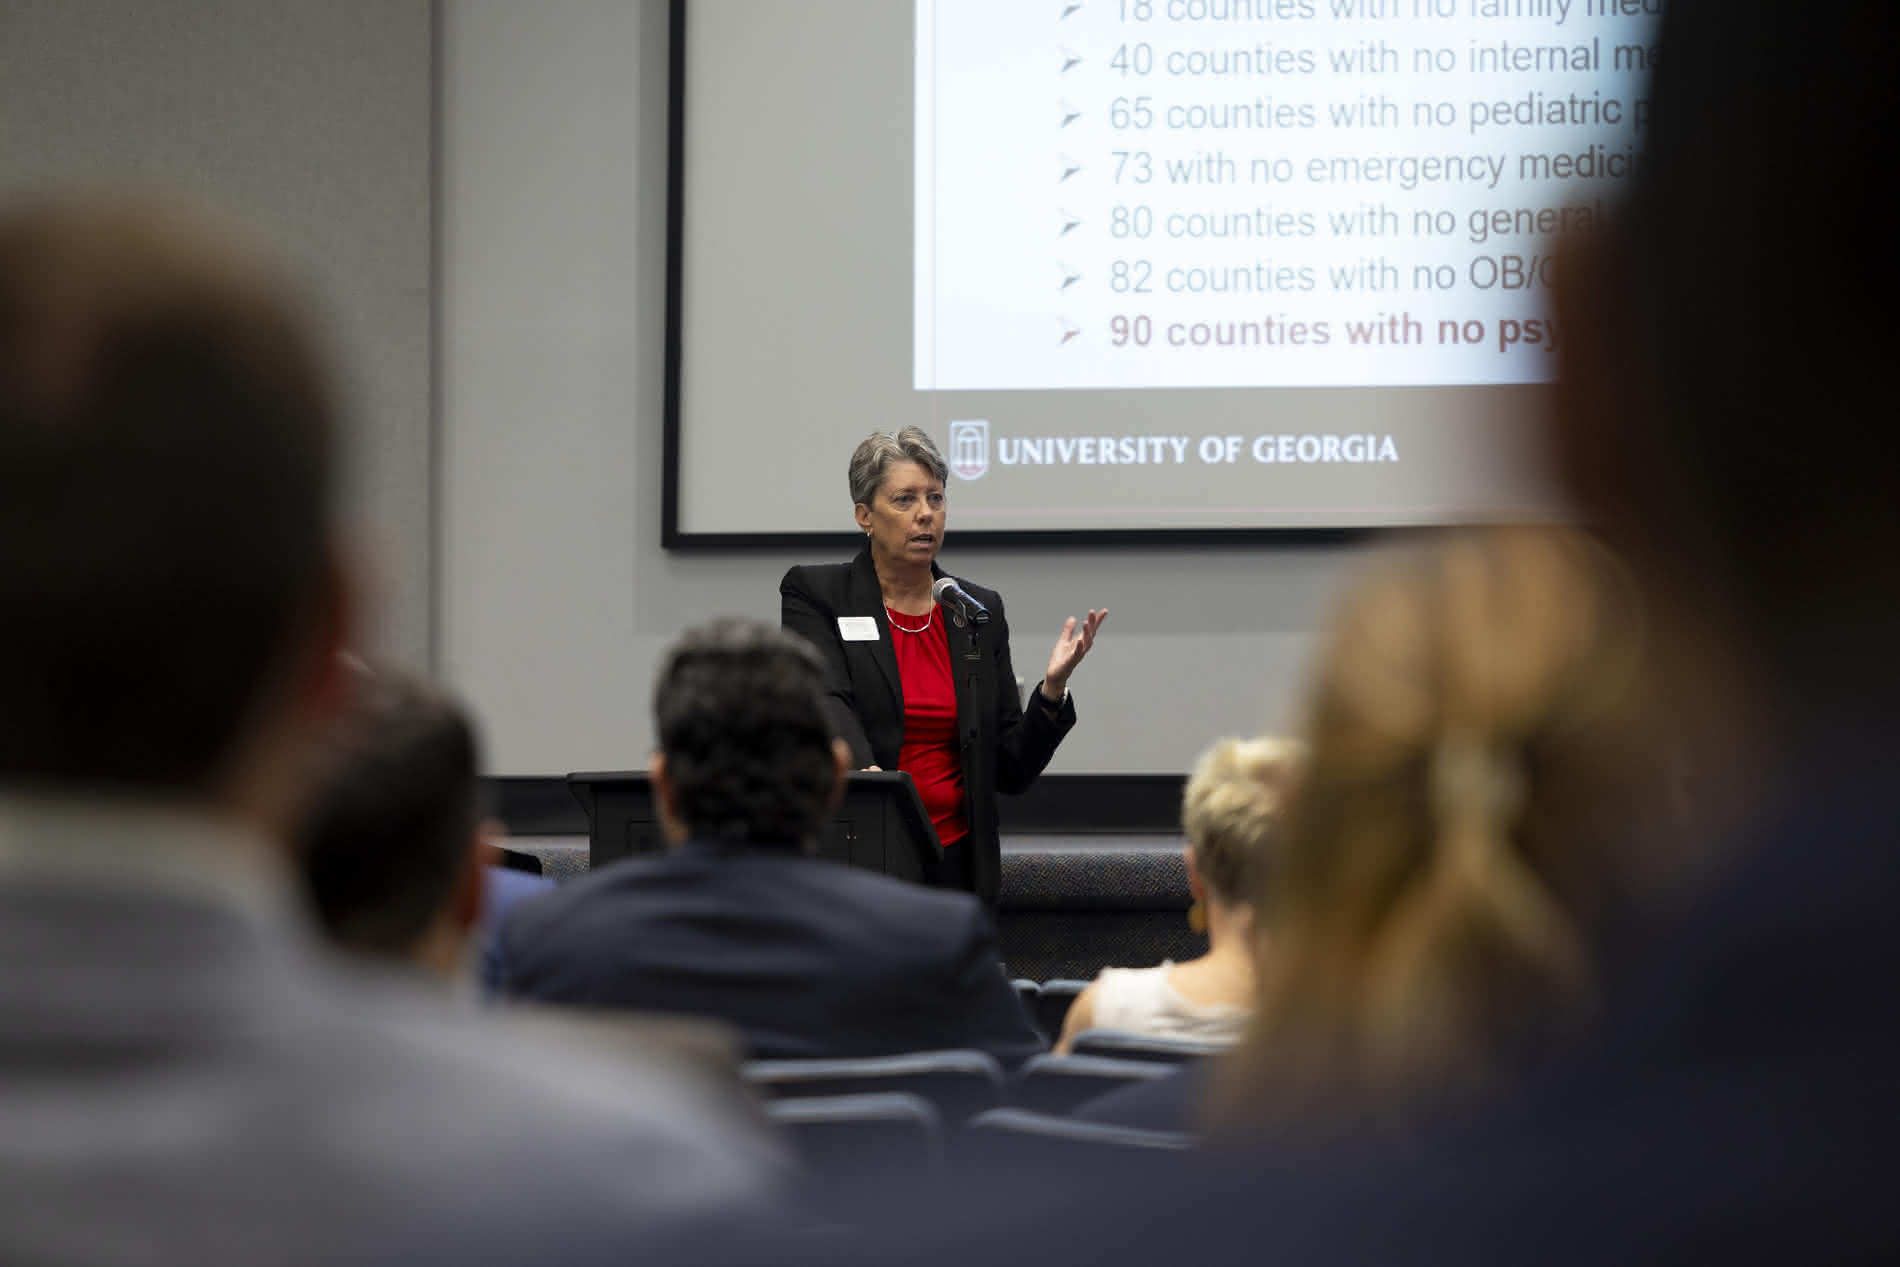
left=848, top=427, right=948, bottom=508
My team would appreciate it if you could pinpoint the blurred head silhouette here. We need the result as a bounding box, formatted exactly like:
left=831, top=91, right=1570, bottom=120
left=0, top=196, right=355, bottom=841
left=1222, top=526, right=1663, bottom=1115
left=1548, top=2, right=1896, bottom=724
left=299, top=669, right=493, bottom=980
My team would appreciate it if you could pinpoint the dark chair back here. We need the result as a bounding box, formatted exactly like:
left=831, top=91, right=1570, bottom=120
left=745, top=1049, right=1007, bottom=1126
left=1069, top=1028, right=1227, bottom=1064
left=1013, top=1053, right=1173, bottom=1114
left=1031, top=978, right=1090, bottom=1041
left=968, top=1106, right=1193, bottom=1165
left=1012, top=978, right=1048, bottom=1041
left=766, top=1092, right=945, bottom=1214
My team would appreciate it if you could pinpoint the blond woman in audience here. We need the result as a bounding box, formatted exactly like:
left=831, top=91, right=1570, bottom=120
left=1056, top=736, right=1302, bottom=1053
left=1216, top=525, right=1665, bottom=1122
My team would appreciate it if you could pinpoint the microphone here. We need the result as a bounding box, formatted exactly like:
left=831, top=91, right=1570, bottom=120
left=932, top=575, right=991, bottom=625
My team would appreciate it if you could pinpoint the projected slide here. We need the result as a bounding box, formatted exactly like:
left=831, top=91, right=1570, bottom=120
left=666, top=1, right=1661, bottom=541
left=916, top=0, right=1653, bottom=391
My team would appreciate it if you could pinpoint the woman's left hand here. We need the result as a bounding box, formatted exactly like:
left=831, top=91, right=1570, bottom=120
left=1042, top=608, right=1107, bottom=701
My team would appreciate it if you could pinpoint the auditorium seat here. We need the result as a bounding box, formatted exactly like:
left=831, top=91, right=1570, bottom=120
left=766, top=1092, right=945, bottom=1213
left=1012, top=978, right=1044, bottom=1038
left=966, top=1107, right=1192, bottom=1164
left=744, top=1049, right=1007, bottom=1126
left=1068, top=1029, right=1226, bottom=1064
left=1031, top=978, right=1090, bottom=1040
left=1012, top=1053, right=1174, bottom=1114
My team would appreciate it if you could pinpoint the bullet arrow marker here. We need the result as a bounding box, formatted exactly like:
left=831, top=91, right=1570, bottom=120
left=1058, top=210, right=1081, bottom=237
left=1058, top=320, right=1082, bottom=346
left=1059, top=155, right=1082, bottom=182
left=1059, top=100, right=1081, bottom=127
left=1060, top=2, right=1083, bottom=18
left=1059, top=47, right=1082, bottom=73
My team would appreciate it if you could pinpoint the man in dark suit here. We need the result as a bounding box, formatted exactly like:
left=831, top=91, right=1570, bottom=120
left=500, top=619, right=1046, bottom=1066
left=295, top=666, right=558, bottom=993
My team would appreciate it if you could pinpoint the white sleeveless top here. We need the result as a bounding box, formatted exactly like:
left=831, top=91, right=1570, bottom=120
left=1087, top=962, right=1250, bottom=1045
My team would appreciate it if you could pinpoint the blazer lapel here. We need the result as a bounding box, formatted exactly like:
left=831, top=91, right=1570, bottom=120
left=849, top=547, right=902, bottom=712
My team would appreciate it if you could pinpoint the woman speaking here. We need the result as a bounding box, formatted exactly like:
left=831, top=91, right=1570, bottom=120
left=781, top=427, right=1106, bottom=904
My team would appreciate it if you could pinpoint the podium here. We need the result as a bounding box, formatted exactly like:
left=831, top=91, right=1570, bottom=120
left=566, top=771, right=670, bottom=866
left=568, top=769, right=941, bottom=880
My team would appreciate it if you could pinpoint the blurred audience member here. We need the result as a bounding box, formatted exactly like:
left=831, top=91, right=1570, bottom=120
left=1213, top=527, right=1663, bottom=1121
left=1080, top=529, right=1657, bottom=1133
left=299, top=670, right=499, bottom=981
left=0, top=196, right=781, bottom=1266
left=477, top=854, right=556, bottom=991
left=299, top=664, right=773, bottom=1149
left=501, top=618, right=1045, bottom=1065
left=295, top=669, right=765, bottom=1084
left=1057, top=736, right=1299, bottom=1053
left=297, top=665, right=552, bottom=991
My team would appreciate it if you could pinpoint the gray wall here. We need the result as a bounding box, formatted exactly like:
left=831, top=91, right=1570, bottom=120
left=0, top=0, right=435, bottom=664
left=436, top=0, right=1361, bottom=776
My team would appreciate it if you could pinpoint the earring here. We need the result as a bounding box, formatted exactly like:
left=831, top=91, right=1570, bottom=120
left=1187, top=901, right=1208, bottom=935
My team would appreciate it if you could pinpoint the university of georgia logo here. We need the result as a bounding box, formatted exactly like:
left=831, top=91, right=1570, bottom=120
left=948, top=419, right=989, bottom=481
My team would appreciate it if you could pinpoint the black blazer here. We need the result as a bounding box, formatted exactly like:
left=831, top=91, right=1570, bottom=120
left=781, top=548, right=1076, bottom=905
left=499, top=842, right=1046, bottom=1066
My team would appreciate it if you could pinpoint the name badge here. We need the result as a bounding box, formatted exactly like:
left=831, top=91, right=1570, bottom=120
left=837, top=616, right=879, bottom=642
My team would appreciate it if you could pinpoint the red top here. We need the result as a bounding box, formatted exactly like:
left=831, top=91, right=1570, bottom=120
left=887, top=604, right=968, bottom=850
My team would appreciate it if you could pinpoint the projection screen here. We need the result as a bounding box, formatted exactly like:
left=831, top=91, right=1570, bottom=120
left=665, top=0, right=1658, bottom=544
